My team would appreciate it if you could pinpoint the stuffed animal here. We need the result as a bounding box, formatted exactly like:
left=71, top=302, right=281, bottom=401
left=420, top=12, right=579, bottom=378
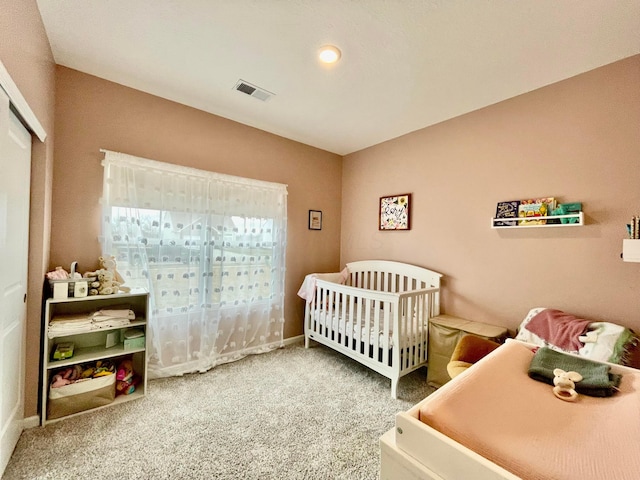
left=84, top=269, right=109, bottom=294
left=99, top=255, right=131, bottom=293
left=83, top=269, right=120, bottom=295
left=552, top=368, right=582, bottom=402
left=50, top=365, right=83, bottom=388
left=93, top=360, right=115, bottom=377
left=50, top=362, right=115, bottom=389
left=88, top=279, right=100, bottom=296
left=97, top=270, right=120, bottom=295
left=116, top=359, right=133, bottom=382
left=117, top=375, right=140, bottom=395
left=83, top=255, right=131, bottom=295
left=50, top=374, right=72, bottom=388
left=116, top=359, right=139, bottom=395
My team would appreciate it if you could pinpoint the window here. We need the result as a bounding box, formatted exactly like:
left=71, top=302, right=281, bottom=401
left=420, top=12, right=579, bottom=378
left=101, top=150, right=287, bottom=377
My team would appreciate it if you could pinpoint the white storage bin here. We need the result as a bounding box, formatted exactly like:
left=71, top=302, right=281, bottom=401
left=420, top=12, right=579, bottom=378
left=47, top=374, right=116, bottom=419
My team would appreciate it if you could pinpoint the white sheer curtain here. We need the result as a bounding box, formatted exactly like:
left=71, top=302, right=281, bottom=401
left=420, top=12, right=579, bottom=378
left=100, top=150, right=287, bottom=378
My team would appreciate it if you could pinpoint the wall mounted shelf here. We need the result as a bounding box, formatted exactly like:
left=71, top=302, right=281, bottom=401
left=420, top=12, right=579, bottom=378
left=491, top=212, right=584, bottom=229
left=622, top=239, right=640, bottom=262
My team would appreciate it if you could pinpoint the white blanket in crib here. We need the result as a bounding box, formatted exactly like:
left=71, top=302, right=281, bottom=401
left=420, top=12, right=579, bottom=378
left=297, top=269, right=349, bottom=304
left=312, top=307, right=427, bottom=346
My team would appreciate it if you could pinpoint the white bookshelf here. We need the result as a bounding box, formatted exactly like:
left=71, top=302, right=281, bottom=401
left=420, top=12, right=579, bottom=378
left=40, top=290, right=149, bottom=425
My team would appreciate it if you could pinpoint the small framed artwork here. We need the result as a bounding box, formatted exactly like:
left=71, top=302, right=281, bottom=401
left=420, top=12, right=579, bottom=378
left=308, top=210, right=322, bottom=230
left=379, top=193, right=411, bottom=231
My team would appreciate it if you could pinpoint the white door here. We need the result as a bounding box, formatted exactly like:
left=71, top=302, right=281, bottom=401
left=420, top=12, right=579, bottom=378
left=0, top=87, right=31, bottom=476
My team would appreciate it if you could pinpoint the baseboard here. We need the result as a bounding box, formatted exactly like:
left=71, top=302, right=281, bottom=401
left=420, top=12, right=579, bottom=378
left=244, top=335, right=303, bottom=355
left=282, top=335, right=304, bottom=346
left=23, top=415, right=40, bottom=430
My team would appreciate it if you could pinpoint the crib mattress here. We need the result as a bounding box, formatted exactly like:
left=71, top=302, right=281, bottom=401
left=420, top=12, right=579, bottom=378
left=418, top=341, right=640, bottom=480
left=312, top=308, right=427, bottom=346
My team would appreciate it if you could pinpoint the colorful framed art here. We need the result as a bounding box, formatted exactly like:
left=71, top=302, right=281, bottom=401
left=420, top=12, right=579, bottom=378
left=379, top=193, right=411, bottom=230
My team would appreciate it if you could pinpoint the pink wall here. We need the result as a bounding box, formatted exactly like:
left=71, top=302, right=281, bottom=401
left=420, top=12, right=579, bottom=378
left=342, top=55, right=640, bottom=333
left=0, top=0, right=56, bottom=418
left=52, top=66, right=343, bottom=341
left=4, top=3, right=639, bottom=420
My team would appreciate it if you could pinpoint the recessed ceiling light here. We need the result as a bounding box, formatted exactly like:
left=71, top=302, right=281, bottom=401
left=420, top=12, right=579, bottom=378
left=318, top=45, right=341, bottom=64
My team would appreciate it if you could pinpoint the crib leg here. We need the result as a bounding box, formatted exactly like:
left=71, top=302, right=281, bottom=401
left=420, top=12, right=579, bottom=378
left=391, top=378, right=399, bottom=399
left=304, top=335, right=310, bottom=349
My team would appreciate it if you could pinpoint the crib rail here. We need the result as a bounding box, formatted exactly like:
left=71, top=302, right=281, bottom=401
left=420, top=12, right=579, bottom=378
left=304, top=276, right=440, bottom=398
left=396, top=287, right=439, bottom=370
left=346, top=260, right=442, bottom=316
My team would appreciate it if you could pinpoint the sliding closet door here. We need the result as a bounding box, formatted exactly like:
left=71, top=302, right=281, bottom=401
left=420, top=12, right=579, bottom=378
left=0, top=87, right=32, bottom=476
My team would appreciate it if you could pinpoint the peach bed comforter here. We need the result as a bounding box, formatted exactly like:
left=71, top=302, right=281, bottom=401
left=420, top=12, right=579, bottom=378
left=419, top=341, right=640, bottom=480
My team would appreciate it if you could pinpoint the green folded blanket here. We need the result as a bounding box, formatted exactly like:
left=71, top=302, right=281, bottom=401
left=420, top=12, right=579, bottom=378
left=528, top=347, right=622, bottom=397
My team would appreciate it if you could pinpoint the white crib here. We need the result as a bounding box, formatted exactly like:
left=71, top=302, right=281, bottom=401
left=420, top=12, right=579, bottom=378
left=303, top=260, right=442, bottom=398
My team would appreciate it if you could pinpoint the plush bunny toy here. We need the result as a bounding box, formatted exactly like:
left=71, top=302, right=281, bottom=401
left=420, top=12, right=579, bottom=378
left=552, top=368, right=583, bottom=402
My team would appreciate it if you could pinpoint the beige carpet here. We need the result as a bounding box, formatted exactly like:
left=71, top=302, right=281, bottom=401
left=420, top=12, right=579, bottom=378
left=4, top=341, right=434, bottom=480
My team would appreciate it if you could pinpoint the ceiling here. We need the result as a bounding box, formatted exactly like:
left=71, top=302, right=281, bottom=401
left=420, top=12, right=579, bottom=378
left=36, top=0, right=640, bottom=155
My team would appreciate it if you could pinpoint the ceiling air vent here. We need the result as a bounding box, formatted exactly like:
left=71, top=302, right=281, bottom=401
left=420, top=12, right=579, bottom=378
left=233, top=79, right=274, bottom=102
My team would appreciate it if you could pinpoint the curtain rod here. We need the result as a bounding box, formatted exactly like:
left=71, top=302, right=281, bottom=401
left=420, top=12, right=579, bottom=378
left=100, top=149, right=288, bottom=192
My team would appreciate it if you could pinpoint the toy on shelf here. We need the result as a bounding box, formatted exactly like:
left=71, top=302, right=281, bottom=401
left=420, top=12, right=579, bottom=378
left=116, top=358, right=140, bottom=395
left=82, top=255, right=132, bottom=295
left=52, top=342, right=75, bottom=360
left=50, top=360, right=115, bottom=389
left=551, top=202, right=582, bottom=224
left=99, top=255, right=131, bottom=294
left=46, top=266, right=71, bottom=281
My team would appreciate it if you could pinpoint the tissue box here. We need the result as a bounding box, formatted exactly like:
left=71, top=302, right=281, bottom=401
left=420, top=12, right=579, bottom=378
left=124, top=336, right=145, bottom=349
left=123, top=328, right=146, bottom=350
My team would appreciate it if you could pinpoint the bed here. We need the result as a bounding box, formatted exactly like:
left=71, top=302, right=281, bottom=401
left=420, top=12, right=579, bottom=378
left=380, top=339, right=640, bottom=480
left=300, top=260, right=442, bottom=398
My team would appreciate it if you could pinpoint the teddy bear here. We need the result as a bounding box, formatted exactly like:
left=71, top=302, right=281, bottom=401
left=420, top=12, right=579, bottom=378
left=82, top=255, right=132, bottom=295
left=83, top=268, right=104, bottom=294
left=97, top=270, right=121, bottom=295
left=552, top=368, right=583, bottom=402
left=83, top=266, right=122, bottom=295
left=99, top=255, right=131, bottom=293
left=88, top=279, right=100, bottom=296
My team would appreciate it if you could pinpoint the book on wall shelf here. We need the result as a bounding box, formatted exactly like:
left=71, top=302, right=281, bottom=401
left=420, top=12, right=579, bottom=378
left=492, top=198, right=583, bottom=229
left=627, top=215, right=640, bottom=239
left=518, top=197, right=556, bottom=225
left=494, top=200, right=520, bottom=226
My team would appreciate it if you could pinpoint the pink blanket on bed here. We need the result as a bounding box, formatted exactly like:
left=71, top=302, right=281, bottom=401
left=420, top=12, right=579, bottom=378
left=419, top=341, right=640, bottom=480
left=524, top=308, right=591, bottom=351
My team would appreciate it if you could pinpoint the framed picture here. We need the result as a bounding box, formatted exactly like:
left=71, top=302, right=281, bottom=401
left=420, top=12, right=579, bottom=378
left=379, top=193, right=411, bottom=230
left=308, top=210, right=322, bottom=230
